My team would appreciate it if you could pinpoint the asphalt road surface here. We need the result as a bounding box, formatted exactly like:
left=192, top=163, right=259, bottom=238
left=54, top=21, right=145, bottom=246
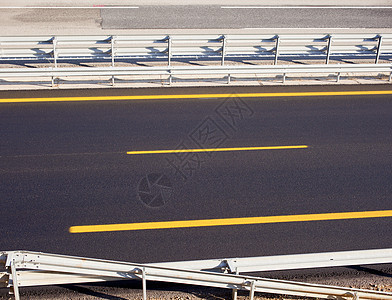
left=101, top=6, right=392, bottom=29
left=1, top=5, right=392, bottom=36
left=1, top=85, right=392, bottom=264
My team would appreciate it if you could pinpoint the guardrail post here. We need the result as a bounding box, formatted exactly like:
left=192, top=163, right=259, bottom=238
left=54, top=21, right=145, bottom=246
left=227, top=74, right=231, bottom=84
left=111, top=36, right=116, bottom=86
left=50, top=67, right=55, bottom=87
left=375, top=35, right=383, bottom=64
left=10, top=259, right=20, bottom=300
left=249, top=280, right=255, bottom=300
left=52, top=37, right=58, bottom=68
left=142, top=267, right=147, bottom=300
left=221, top=35, right=227, bottom=66
left=326, top=35, right=332, bottom=64
left=232, top=287, right=237, bottom=300
left=167, top=36, right=172, bottom=66
left=111, top=36, right=116, bottom=67
left=232, top=268, right=239, bottom=300
left=274, top=35, right=280, bottom=65
left=389, top=71, right=392, bottom=83
left=282, top=73, right=286, bottom=84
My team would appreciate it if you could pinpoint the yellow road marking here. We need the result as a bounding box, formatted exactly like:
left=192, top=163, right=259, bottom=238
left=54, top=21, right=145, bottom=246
left=2, top=90, right=392, bottom=103
left=69, top=210, right=392, bottom=233
left=127, top=145, right=308, bottom=155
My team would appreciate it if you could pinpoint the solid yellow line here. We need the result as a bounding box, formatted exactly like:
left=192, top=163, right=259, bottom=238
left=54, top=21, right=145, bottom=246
left=126, top=145, right=308, bottom=155
left=69, top=210, right=392, bottom=233
left=2, top=90, right=392, bottom=103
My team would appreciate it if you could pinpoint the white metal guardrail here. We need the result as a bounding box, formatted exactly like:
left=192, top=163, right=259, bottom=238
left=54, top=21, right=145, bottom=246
left=1, top=34, right=392, bottom=65
left=1, top=34, right=392, bottom=87
left=2, top=250, right=392, bottom=300
left=0, top=64, right=391, bottom=86
left=156, top=248, right=392, bottom=273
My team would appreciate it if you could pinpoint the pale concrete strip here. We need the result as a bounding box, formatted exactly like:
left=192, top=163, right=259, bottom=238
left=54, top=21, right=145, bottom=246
left=100, top=6, right=392, bottom=30
left=1, top=7, right=392, bottom=35
left=2, top=21, right=392, bottom=36
left=1, top=0, right=391, bottom=7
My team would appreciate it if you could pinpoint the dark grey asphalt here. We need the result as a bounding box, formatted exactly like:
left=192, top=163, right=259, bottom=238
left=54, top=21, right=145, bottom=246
left=1, top=85, right=392, bottom=264
left=101, top=6, right=392, bottom=29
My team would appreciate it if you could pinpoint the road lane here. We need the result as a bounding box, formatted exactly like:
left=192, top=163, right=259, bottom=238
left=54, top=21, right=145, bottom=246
left=1, top=85, right=392, bottom=263
left=101, top=6, right=392, bottom=29
left=2, top=3, right=392, bottom=35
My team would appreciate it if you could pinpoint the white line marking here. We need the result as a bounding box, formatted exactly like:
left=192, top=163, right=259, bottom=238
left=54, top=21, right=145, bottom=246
left=222, top=6, right=392, bottom=9
left=0, top=6, right=139, bottom=9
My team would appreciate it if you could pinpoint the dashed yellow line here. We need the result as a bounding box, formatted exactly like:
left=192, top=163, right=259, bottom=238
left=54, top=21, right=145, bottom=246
left=2, top=90, right=392, bottom=103
left=127, top=145, right=308, bottom=155
left=69, top=210, right=392, bottom=233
